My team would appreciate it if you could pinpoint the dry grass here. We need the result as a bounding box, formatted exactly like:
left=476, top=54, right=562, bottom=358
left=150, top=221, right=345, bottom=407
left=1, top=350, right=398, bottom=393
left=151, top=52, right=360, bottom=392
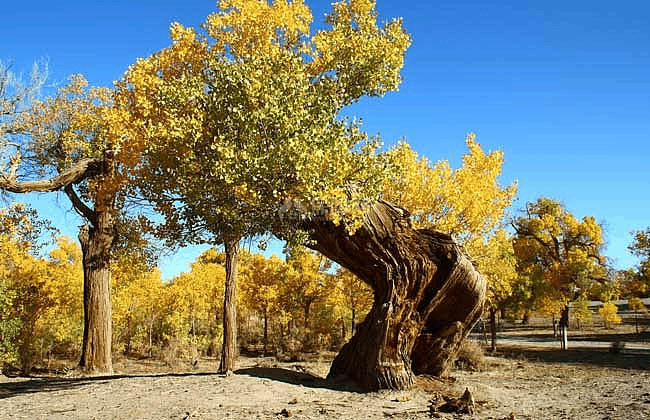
left=454, top=339, right=487, bottom=372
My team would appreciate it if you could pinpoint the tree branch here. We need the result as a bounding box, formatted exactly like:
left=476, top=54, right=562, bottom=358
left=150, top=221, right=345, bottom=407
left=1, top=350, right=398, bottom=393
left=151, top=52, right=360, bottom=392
left=64, top=184, right=98, bottom=226
left=0, top=157, right=105, bottom=193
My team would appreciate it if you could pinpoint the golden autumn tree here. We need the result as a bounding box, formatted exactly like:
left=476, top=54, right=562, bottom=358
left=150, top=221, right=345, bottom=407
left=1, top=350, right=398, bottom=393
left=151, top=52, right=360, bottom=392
left=512, top=197, right=607, bottom=349
left=111, top=253, right=164, bottom=356
left=303, top=134, right=513, bottom=387
left=0, top=202, right=56, bottom=373
left=328, top=267, right=373, bottom=340
left=115, top=0, right=410, bottom=377
left=161, top=249, right=227, bottom=360
left=283, top=247, right=329, bottom=330
left=106, top=0, right=494, bottom=390
left=0, top=73, right=122, bottom=373
left=238, top=253, right=285, bottom=355
left=467, top=228, right=517, bottom=351
left=381, top=134, right=517, bottom=238
left=0, top=59, right=168, bottom=373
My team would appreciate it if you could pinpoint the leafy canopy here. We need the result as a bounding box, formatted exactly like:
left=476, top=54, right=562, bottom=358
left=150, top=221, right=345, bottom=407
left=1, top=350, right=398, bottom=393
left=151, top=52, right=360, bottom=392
left=114, top=0, right=411, bottom=246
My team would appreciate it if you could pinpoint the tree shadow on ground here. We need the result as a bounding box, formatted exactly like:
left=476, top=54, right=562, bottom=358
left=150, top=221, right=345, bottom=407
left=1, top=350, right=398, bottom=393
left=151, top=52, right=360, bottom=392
left=0, top=371, right=218, bottom=400
left=569, top=331, right=650, bottom=343
left=235, top=366, right=365, bottom=393
left=488, top=331, right=650, bottom=344
left=497, top=344, right=650, bottom=371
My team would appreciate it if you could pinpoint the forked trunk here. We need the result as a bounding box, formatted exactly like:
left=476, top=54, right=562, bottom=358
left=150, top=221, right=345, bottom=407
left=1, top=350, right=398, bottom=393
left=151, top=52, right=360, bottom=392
left=306, top=201, right=486, bottom=390
left=78, top=210, right=114, bottom=374
left=219, top=238, right=240, bottom=373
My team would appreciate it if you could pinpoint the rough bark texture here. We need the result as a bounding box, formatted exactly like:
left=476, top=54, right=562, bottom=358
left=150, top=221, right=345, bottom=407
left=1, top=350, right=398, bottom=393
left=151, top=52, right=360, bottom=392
left=219, top=238, right=240, bottom=373
left=306, top=201, right=486, bottom=390
left=0, top=157, right=115, bottom=374
left=78, top=212, right=114, bottom=374
left=0, top=158, right=104, bottom=193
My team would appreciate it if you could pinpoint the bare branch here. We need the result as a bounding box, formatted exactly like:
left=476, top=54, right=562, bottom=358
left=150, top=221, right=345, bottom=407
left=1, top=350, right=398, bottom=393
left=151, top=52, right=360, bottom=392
left=64, top=184, right=97, bottom=226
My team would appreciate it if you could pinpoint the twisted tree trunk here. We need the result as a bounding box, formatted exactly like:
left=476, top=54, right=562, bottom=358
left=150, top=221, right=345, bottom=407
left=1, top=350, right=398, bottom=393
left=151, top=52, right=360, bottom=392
left=305, top=201, right=486, bottom=390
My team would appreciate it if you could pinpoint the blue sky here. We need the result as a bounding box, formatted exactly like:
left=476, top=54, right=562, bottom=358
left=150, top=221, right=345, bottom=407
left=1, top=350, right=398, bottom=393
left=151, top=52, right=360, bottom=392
left=2, top=0, right=649, bottom=277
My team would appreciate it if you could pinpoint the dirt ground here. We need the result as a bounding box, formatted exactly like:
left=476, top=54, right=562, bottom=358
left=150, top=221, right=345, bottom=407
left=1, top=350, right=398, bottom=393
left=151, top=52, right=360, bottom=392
left=2, top=326, right=650, bottom=419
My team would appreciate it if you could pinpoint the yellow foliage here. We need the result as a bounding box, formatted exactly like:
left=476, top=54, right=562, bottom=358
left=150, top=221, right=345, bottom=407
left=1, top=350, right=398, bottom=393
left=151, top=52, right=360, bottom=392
left=111, top=252, right=165, bottom=354
left=466, top=228, right=518, bottom=310
left=0, top=227, right=83, bottom=371
left=382, top=134, right=517, bottom=240
left=114, top=0, right=410, bottom=243
left=164, top=257, right=226, bottom=340
left=239, top=253, right=286, bottom=319
left=513, top=197, right=607, bottom=312
left=598, top=301, right=622, bottom=328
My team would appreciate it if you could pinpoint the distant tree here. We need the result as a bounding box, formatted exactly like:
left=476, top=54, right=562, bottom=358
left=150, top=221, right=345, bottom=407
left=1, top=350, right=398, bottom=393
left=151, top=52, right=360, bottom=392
left=111, top=252, right=165, bottom=357
left=572, top=295, right=593, bottom=329
left=283, top=248, right=329, bottom=330
left=512, top=197, right=607, bottom=350
left=239, top=253, right=285, bottom=355
left=599, top=301, right=622, bottom=329
left=628, top=297, right=646, bottom=334
left=620, top=268, right=648, bottom=299
left=468, top=228, right=517, bottom=352
left=629, top=228, right=650, bottom=294
left=330, top=267, right=373, bottom=339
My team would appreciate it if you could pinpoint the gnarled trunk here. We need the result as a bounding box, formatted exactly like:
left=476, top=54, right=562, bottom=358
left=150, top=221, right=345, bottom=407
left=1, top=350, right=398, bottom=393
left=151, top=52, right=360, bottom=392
left=306, top=201, right=486, bottom=390
left=78, top=210, right=114, bottom=374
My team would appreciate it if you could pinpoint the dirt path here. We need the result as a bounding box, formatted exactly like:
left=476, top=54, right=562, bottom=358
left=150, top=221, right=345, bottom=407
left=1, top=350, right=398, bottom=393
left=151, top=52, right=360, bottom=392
left=2, top=349, right=650, bottom=420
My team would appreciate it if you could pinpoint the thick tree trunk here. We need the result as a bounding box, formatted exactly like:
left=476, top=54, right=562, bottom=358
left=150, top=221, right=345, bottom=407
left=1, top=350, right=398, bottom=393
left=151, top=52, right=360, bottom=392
left=78, top=211, right=114, bottom=374
left=306, top=201, right=486, bottom=390
left=0, top=157, right=115, bottom=374
left=219, top=237, right=240, bottom=373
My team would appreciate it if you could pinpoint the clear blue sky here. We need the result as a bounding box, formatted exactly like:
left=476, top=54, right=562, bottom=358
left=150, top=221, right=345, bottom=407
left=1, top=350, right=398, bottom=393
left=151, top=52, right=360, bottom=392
left=2, top=0, right=649, bottom=277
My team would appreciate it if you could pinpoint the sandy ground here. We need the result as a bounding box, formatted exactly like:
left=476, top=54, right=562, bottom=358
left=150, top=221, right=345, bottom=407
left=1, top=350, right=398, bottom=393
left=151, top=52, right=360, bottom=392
left=2, top=328, right=650, bottom=419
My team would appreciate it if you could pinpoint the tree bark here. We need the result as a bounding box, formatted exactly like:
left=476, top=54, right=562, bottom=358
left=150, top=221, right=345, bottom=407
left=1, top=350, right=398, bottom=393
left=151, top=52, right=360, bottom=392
left=0, top=158, right=105, bottom=194
left=219, top=237, right=240, bottom=373
left=78, top=211, right=114, bottom=373
left=305, top=201, right=486, bottom=390
left=0, top=157, right=114, bottom=374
